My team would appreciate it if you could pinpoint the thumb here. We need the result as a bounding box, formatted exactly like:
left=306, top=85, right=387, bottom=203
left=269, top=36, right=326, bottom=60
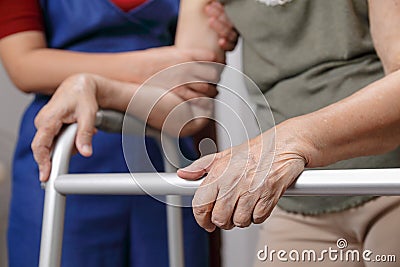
left=177, top=153, right=217, bottom=180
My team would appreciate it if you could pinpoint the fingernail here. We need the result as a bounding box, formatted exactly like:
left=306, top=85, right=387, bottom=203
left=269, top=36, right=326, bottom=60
left=82, top=145, right=92, bottom=155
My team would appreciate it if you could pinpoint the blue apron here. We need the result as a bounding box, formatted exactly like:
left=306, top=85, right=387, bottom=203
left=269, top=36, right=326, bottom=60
left=7, top=1, right=209, bottom=266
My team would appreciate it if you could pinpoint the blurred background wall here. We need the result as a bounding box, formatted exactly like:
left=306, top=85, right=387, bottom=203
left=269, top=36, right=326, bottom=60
left=0, top=62, right=32, bottom=267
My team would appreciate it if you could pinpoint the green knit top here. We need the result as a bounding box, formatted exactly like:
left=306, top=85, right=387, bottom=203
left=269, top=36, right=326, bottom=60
left=220, top=0, right=400, bottom=214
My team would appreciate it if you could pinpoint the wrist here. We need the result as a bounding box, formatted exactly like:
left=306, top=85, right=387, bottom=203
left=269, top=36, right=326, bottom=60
left=91, top=74, right=111, bottom=109
left=272, top=117, right=320, bottom=168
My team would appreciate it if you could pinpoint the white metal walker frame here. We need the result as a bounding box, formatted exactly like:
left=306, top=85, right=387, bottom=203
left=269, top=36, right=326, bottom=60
left=39, top=111, right=400, bottom=267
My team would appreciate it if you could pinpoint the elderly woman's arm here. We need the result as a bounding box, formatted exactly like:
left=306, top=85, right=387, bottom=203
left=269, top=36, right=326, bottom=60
left=178, top=0, right=400, bottom=232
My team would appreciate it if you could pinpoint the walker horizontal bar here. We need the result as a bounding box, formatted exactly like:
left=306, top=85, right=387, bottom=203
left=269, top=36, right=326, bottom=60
left=55, top=173, right=201, bottom=195
left=54, top=168, right=400, bottom=196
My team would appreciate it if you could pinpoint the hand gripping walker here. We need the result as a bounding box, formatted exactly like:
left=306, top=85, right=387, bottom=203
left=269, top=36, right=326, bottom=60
left=39, top=110, right=400, bottom=267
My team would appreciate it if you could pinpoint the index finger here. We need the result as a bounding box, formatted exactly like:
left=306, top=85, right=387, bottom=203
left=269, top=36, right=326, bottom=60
left=31, top=119, right=63, bottom=181
left=192, top=175, right=219, bottom=232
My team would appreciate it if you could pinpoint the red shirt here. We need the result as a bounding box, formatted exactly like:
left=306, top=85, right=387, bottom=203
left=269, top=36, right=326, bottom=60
left=113, top=0, right=147, bottom=12
left=0, top=0, right=147, bottom=39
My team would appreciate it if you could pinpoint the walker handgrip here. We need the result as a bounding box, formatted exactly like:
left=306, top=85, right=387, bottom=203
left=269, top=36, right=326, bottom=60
left=95, top=110, right=160, bottom=137
left=95, top=110, right=124, bottom=132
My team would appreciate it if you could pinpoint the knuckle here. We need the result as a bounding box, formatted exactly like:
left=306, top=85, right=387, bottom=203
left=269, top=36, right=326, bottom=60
left=69, top=73, right=93, bottom=87
left=31, top=136, right=45, bottom=151
left=31, top=141, right=40, bottom=152
left=34, top=108, right=51, bottom=128
left=41, top=118, right=62, bottom=133
left=193, top=208, right=205, bottom=217
left=253, top=197, right=274, bottom=224
left=79, top=130, right=94, bottom=138
left=34, top=115, right=42, bottom=129
left=42, top=125, right=57, bottom=135
left=193, top=208, right=209, bottom=221
left=258, top=194, right=272, bottom=208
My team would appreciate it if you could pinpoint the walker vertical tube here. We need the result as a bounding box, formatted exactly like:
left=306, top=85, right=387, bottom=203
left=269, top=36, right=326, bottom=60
left=162, top=135, right=185, bottom=267
left=166, top=195, right=185, bottom=267
left=39, top=124, right=77, bottom=267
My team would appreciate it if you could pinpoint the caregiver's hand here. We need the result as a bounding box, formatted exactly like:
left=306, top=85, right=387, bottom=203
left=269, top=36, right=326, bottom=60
left=205, top=1, right=238, bottom=51
left=177, top=120, right=312, bottom=231
left=131, top=1, right=238, bottom=82
left=32, top=74, right=101, bottom=182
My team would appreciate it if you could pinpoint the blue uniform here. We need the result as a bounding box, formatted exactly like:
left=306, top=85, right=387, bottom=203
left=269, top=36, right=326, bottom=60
left=7, top=1, right=209, bottom=266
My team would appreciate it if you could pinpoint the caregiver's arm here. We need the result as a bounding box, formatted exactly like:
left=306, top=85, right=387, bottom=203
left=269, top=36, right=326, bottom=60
left=0, top=31, right=217, bottom=95
left=176, top=0, right=224, bottom=62
left=0, top=0, right=233, bottom=94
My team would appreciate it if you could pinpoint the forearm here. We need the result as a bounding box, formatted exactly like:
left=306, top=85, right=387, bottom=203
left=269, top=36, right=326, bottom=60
left=93, top=74, right=210, bottom=136
left=176, top=0, right=223, bottom=62
left=0, top=32, right=167, bottom=94
left=9, top=49, right=143, bottom=94
left=91, top=75, right=137, bottom=112
left=282, top=70, right=400, bottom=168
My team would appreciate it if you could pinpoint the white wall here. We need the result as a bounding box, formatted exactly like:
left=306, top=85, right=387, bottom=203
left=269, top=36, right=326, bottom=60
left=0, top=62, right=32, bottom=267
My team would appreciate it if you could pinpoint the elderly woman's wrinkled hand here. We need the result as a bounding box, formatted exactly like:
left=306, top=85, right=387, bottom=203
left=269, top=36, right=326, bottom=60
left=178, top=121, right=311, bottom=231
